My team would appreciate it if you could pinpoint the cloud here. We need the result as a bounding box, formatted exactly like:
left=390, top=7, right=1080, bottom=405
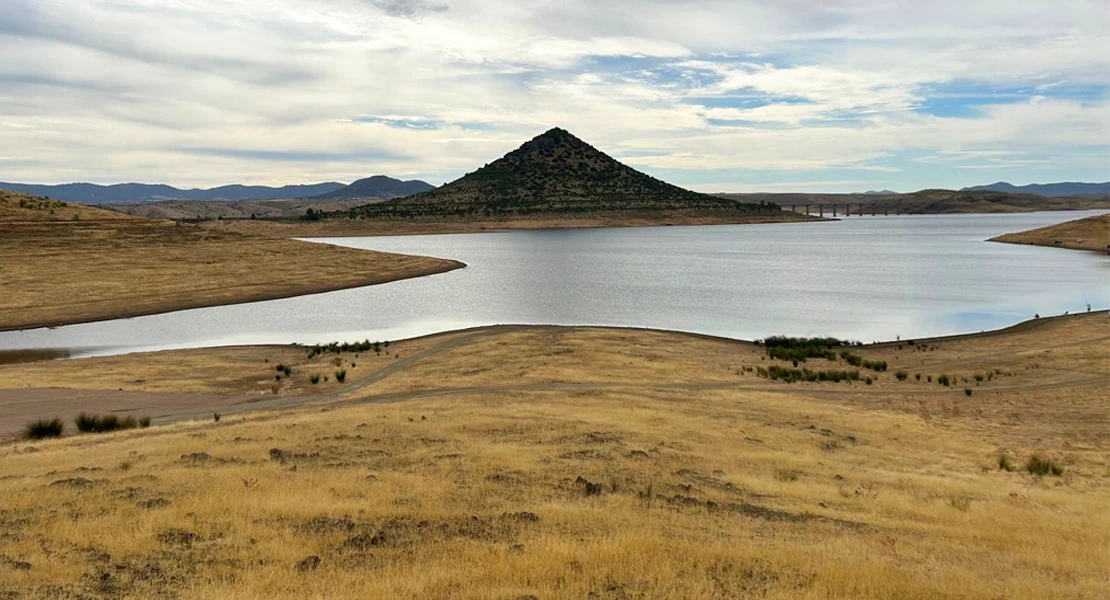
left=0, top=0, right=1106, bottom=191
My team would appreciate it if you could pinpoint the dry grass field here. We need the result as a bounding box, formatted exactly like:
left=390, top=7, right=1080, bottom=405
left=0, top=191, right=463, bottom=331
left=991, top=213, right=1110, bottom=253
left=0, top=314, right=1107, bottom=599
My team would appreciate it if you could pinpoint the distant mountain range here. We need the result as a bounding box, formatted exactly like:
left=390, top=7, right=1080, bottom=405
left=960, top=182, right=1110, bottom=197
left=310, top=176, right=435, bottom=200
left=344, top=128, right=782, bottom=219
left=0, top=181, right=347, bottom=204
left=0, top=175, right=435, bottom=204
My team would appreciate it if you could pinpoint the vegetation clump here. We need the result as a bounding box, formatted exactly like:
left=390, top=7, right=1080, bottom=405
left=1025, top=455, right=1064, bottom=476
left=840, top=352, right=887, bottom=371
left=308, top=340, right=390, bottom=359
left=24, top=418, right=64, bottom=439
left=74, top=413, right=148, bottom=433
left=756, top=366, right=861, bottom=383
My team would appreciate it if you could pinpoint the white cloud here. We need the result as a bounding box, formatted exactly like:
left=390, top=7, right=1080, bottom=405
left=0, top=0, right=1106, bottom=190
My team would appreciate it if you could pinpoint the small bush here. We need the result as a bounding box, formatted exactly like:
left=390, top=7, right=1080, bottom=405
left=75, top=412, right=98, bottom=432
left=915, top=373, right=922, bottom=381
left=864, top=376, right=873, bottom=385
left=998, top=454, right=1015, bottom=472
left=964, top=388, right=973, bottom=397
left=1025, top=455, right=1064, bottom=476
left=335, top=369, right=347, bottom=383
left=310, top=374, right=321, bottom=385
left=24, top=418, right=64, bottom=439
left=774, top=469, right=800, bottom=482
left=937, top=374, right=951, bottom=387
left=75, top=413, right=144, bottom=433
left=895, top=371, right=908, bottom=381
left=947, top=495, right=972, bottom=512
left=213, top=413, right=221, bottom=423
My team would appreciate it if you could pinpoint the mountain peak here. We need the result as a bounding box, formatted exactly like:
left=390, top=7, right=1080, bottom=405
left=344, top=128, right=783, bottom=219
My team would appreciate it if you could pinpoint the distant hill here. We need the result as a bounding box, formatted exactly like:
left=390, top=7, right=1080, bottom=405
left=311, top=175, right=435, bottom=200
left=720, top=188, right=1110, bottom=214
left=861, top=190, right=897, bottom=195
left=0, top=181, right=346, bottom=204
left=344, top=128, right=783, bottom=219
left=961, top=182, right=1110, bottom=197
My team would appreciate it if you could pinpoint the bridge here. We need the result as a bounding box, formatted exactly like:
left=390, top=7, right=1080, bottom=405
left=780, top=201, right=904, bottom=217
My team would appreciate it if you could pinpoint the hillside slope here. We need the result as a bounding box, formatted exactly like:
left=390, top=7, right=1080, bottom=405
left=990, top=214, right=1109, bottom=252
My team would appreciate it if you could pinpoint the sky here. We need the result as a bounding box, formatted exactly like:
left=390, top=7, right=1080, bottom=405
left=0, top=0, right=1108, bottom=193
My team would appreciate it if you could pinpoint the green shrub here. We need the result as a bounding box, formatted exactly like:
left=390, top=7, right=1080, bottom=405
left=74, top=413, right=143, bottom=433
left=310, top=374, right=321, bottom=385
left=998, top=454, right=1015, bottom=472
left=213, top=413, right=221, bottom=423
left=24, top=418, right=64, bottom=439
left=1025, top=455, right=1064, bottom=476
left=895, top=371, right=908, bottom=381
left=75, top=412, right=98, bottom=432
left=335, top=369, right=347, bottom=383
left=938, top=375, right=951, bottom=387
left=964, top=388, right=973, bottom=396
left=864, top=376, right=873, bottom=385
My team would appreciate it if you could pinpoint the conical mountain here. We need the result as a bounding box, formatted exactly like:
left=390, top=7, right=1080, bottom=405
left=347, top=128, right=780, bottom=218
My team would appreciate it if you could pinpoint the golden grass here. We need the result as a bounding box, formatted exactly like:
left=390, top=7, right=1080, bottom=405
left=1, top=315, right=1107, bottom=598
left=0, top=190, right=463, bottom=331
left=990, top=213, right=1110, bottom=253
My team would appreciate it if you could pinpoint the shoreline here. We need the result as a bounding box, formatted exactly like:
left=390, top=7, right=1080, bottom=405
left=6, top=309, right=1104, bottom=364
left=0, top=311, right=1105, bottom=440
left=0, top=259, right=466, bottom=334
left=205, top=212, right=826, bottom=238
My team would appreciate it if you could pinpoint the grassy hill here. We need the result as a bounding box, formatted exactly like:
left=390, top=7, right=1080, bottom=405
left=0, top=190, right=461, bottom=331
left=722, top=189, right=1109, bottom=214
left=0, top=314, right=1106, bottom=598
left=343, top=128, right=785, bottom=220
left=990, top=214, right=1109, bottom=252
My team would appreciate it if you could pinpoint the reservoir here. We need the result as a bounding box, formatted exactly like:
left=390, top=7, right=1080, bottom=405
left=1, top=211, right=1105, bottom=357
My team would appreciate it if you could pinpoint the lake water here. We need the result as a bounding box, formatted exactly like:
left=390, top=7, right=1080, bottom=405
left=1, top=211, right=1106, bottom=357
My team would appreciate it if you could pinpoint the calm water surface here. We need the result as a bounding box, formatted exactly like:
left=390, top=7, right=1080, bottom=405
left=1, top=212, right=1106, bottom=357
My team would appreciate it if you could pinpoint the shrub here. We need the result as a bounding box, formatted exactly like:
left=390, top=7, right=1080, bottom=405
left=24, top=418, right=64, bottom=439
left=937, top=375, right=951, bottom=387
left=75, top=412, right=98, bottom=432
left=915, top=373, right=922, bottom=381
left=947, top=495, right=972, bottom=512
left=98, top=414, right=121, bottom=431
left=310, top=374, right=321, bottom=385
left=864, top=376, right=873, bottom=385
left=964, top=388, right=973, bottom=397
left=335, top=369, right=347, bottom=383
left=895, top=371, right=908, bottom=381
left=1025, top=455, right=1064, bottom=476
left=74, top=413, right=143, bottom=433
left=998, top=454, right=1015, bottom=472
left=774, top=469, right=800, bottom=482
left=213, top=413, right=221, bottom=423
left=841, top=351, right=863, bottom=367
